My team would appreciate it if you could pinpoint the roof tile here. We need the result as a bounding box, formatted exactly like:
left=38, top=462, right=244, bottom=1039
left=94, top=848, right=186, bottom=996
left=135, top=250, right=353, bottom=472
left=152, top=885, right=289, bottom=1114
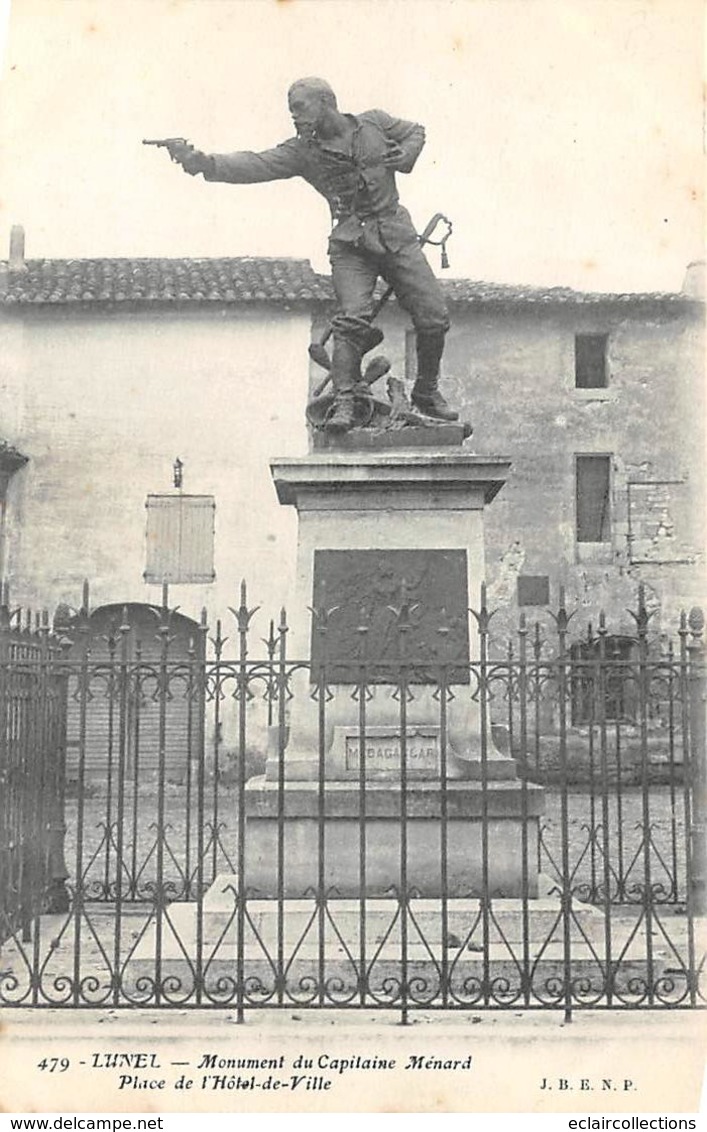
left=0, top=256, right=696, bottom=307
left=0, top=257, right=332, bottom=306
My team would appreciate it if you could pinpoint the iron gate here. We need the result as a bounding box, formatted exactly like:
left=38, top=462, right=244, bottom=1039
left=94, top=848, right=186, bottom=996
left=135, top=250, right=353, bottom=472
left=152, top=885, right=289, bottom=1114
left=0, top=582, right=704, bottom=1018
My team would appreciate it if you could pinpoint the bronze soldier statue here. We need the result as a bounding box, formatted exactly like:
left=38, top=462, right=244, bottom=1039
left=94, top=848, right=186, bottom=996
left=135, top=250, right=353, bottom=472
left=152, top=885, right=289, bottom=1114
left=160, top=78, right=458, bottom=433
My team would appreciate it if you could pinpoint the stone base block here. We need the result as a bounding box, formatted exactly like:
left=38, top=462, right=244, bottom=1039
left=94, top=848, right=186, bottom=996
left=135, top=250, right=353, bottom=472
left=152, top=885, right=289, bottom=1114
left=244, top=779, right=544, bottom=898
left=311, top=423, right=472, bottom=452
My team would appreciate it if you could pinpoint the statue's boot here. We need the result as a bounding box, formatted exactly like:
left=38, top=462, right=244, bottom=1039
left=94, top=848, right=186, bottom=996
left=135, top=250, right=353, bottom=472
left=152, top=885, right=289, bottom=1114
left=326, top=337, right=361, bottom=433
left=411, top=330, right=459, bottom=422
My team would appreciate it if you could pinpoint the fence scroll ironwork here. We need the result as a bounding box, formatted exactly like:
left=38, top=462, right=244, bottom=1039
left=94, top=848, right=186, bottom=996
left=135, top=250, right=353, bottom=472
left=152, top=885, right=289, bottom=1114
left=0, top=580, right=704, bottom=1018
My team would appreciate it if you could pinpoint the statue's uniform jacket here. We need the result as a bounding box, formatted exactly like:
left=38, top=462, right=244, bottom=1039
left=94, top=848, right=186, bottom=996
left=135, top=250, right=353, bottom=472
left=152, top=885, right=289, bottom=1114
left=202, top=109, right=449, bottom=339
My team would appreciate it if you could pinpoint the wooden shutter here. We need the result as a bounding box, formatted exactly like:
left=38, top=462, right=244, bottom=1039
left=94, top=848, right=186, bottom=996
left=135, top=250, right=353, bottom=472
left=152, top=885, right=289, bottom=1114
left=145, top=494, right=215, bottom=584
left=576, top=456, right=611, bottom=542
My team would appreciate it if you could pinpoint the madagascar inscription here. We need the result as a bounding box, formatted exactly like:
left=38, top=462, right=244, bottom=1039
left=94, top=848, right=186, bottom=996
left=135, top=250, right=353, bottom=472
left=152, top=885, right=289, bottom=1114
left=344, top=729, right=440, bottom=778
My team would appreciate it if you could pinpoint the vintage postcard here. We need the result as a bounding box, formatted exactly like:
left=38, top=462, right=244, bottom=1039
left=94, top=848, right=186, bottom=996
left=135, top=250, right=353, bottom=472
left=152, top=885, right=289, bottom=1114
left=0, top=0, right=704, bottom=1118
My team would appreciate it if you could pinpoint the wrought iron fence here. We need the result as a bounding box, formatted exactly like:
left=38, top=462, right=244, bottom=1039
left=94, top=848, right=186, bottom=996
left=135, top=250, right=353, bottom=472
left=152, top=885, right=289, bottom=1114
left=0, top=596, right=70, bottom=949
left=0, top=582, right=704, bottom=1017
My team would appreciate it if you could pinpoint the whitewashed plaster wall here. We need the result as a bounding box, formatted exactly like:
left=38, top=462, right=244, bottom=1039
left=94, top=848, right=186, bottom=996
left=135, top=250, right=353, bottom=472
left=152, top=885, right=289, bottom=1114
left=1, top=303, right=311, bottom=628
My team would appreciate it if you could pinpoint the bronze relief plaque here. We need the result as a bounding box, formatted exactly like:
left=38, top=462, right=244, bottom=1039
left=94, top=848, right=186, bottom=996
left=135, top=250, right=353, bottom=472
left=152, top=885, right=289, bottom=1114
left=310, top=548, right=470, bottom=683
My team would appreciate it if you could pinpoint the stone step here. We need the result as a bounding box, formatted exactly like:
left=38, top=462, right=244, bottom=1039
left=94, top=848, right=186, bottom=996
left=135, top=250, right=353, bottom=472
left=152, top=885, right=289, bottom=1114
left=199, top=874, right=605, bottom=947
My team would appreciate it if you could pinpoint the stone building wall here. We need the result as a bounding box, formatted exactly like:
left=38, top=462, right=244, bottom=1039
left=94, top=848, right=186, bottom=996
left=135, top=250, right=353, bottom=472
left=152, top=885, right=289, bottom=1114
left=0, top=303, right=311, bottom=624
left=1, top=258, right=703, bottom=648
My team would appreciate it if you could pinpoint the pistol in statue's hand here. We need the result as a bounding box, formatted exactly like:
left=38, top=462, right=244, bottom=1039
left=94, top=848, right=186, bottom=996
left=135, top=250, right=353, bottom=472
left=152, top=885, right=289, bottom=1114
left=142, top=137, right=211, bottom=175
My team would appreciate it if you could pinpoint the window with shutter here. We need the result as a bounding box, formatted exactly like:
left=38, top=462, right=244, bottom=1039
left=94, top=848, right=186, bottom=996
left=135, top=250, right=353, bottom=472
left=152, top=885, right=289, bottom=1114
left=575, top=334, right=609, bottom=388
left=145, top=494, right=215, bottom=584
left=576, top=456, right=612, bottom=543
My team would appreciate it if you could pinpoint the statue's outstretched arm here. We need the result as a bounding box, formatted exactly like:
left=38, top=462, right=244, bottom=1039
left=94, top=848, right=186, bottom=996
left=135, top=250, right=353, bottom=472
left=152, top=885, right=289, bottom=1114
left=202, top=139, right=303, bottom=184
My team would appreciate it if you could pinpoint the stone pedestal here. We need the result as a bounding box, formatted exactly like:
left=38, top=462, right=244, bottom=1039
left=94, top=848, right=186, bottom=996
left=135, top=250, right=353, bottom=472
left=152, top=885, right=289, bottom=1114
left=266, top=452, right=512, bottom=774
left=243, top=446, right=544, bottom=898
left=245, top=780, right=543, bottom=898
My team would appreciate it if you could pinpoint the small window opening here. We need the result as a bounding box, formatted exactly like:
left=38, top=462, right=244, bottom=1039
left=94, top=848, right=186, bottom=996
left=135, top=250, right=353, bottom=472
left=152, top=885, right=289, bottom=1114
left=576, top=455, right=611, bottom=542
left=575, top=334, right=608, bottom=389
left=571, top=636, right=637, bottom=725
